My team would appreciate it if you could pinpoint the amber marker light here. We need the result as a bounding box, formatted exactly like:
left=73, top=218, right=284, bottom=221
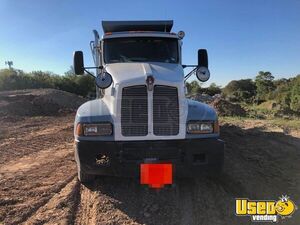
left=75, top=123, right=84, bottom=136
left=214, top=120, right=220, bottom=134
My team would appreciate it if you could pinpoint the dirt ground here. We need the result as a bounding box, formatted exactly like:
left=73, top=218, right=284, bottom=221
left=0, top=115, right=299, bottom=225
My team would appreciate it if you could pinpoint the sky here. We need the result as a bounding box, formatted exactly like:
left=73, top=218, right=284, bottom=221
left=0, top=0, right=300, bottom=86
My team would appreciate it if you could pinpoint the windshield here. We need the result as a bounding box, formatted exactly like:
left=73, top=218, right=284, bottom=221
left=104, top=37, right=178, bottom=64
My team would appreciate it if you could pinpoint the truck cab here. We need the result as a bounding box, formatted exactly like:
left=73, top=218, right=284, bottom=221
left=73, top=20, right=224, bottom=183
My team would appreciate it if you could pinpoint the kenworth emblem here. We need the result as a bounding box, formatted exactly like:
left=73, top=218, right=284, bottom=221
left=146, top=75, right=155, bottom=91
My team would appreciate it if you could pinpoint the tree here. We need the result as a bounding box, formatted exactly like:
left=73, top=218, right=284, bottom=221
left=272, top=78, right=292, bottom=110
left=290, top=75, right=300, bottom=112
left=222, top=79, right=256, bottom=102
left=255, top=71, right=275, bottom=101
left=0, top=68, right=28, bottom=90
left=185, top=80, right=201, bottom=95
left=201, top=83, right=222, bottom=96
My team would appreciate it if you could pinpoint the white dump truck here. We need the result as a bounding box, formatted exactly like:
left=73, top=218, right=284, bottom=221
left=73, top=20, right=224, bottom=183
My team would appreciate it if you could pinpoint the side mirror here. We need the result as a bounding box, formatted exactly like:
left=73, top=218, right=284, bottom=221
left=95, top=72, right=113, bottom=89
left=196, top=49, right=210, bottom=82
left=73, top=51, right=85, bottom=75
left=198, top=49, right=208, bottom=68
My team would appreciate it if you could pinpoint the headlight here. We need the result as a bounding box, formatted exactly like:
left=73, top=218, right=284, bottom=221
left=76, top=123, right=112, bottom=136
left=187, top=121, right=216, bottom=134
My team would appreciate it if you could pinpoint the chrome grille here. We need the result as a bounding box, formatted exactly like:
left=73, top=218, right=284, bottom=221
left=153, top=85, right=179, bottom=136
left=121, top=85, right=148, bottom=136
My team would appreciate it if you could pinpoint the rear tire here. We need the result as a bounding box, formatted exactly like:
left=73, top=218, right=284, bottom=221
left=78, top=168, right=95, bottom=183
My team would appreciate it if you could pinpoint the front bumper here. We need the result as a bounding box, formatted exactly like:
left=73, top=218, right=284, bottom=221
left=75, top=138, right=224, bottom=178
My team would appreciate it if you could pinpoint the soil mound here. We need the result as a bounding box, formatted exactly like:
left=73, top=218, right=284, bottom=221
left=0, top=89, right=86, bottom=116
left=210, top=98, right=246, bottom=117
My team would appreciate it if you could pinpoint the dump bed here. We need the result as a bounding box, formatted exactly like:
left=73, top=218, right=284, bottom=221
left=102, top=20, right=173, bottom=33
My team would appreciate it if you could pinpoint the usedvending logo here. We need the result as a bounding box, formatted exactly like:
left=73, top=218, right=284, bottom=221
left=235, top=195, right=297, bottom=222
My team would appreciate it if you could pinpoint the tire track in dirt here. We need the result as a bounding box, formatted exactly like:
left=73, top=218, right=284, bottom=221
left=0, top=115, right=78, bottom=225
left=0, top=153, right=76, bottom=223
left=75, top=178, right=142, bottom=225
left=0, top=152, right=77, bottom=225
left=75, top=177, right=181, bottom=225
left=175, top=179, right=195, bottom=225
left=23, top=177, right=80, bottom=225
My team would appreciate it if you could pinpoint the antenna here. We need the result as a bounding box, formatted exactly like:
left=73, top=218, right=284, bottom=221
left=5, top=61, right=13, bottom=69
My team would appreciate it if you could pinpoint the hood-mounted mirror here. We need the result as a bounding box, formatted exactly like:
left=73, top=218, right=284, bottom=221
left=95, top=72, right=113, bottom=89
left=196, top=67, right=210, bottom=82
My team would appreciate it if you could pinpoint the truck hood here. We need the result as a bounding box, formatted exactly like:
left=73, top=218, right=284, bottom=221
left=187, top=99, right=218, bottom=121
left=105, top=62, right=184, bottom=85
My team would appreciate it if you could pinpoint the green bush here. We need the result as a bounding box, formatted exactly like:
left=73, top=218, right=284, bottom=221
left=0, top=68, right=95, bottom=97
